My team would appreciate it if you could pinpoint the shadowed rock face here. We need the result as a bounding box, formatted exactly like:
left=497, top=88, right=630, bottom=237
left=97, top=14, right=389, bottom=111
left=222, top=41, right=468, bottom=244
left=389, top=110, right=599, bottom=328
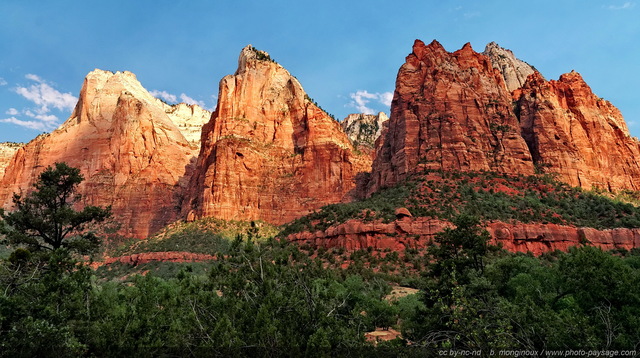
left=183, top=46, right=371, bottom=225
left=287, top=217, right=640, bottom=255
left=515, top=71, right=640, bottom=191
left=0, top=70, right=210, bottom=238
left=369, top=40, right=535, bottom=194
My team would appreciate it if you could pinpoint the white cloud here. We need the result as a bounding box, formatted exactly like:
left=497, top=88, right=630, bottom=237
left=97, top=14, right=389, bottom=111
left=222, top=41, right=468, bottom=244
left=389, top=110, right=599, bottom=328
left=25, top=73, right=43, bottom=82
left=0, top=117, right=50, bottom=131
left=348, top=90, right=393, bottom=114
left=2, top=74, right=76, bottom=132
left=607, top=1, right=636, bottom=9
left=151, top=89, right=214, bottom=110
left=15, top=74, right=77, bottom=113
left=0, top=78, right=7, bottom=86
left=150, top=90, right=178, bottom=103
left=24, top=110, right=58, bottom=122
left=180, top=93, right=206, bottom=108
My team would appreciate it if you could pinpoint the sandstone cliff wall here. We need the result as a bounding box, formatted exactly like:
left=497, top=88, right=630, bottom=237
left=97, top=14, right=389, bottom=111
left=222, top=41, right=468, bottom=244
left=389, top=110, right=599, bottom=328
left=0, top=70, right=210, bottom=238
left=287, top=217, right=640, bottom=255
left=183, top=46, right=371, bottom=224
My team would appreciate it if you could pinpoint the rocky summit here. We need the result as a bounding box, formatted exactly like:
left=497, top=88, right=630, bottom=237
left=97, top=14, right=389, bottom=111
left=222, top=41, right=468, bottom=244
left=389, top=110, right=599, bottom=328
left=182, top=46, right=371, bottom=225
left=369, top=40, right=535, bottom=194
left=341, top=112, right=388, bottom=149
left=515, top=71, right=640, bottom=191
left=0, top=70, right=210, bottom=238
left=368, top=39, right=640, bottom=195
left=482, top=41, right=537, bottom=92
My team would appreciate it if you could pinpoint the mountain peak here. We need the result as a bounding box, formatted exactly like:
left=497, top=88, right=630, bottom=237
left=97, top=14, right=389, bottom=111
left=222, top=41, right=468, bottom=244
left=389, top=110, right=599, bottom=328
left=482, top=41, right=537, bottom=92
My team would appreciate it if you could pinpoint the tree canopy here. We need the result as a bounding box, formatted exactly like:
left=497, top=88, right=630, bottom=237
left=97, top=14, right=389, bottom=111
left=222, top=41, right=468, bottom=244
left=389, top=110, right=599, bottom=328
left=0, top=162, right=111, bottom=254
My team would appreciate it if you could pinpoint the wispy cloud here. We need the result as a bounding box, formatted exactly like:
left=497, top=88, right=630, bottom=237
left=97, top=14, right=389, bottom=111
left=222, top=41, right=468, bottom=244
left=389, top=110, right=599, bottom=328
left=151, top=89, right=213, bottom=110
left=1, top=74, right=76, bottom=131
left=179, top=93, right=206, bottom=108
left=0, top=117, right=50, bottom=131
left=150, top=90, right=178, bottom=103
left=348, top=90, right=393, bottom=114
left=15, top=74, right=77, bottom=113
left=0, top=78, right=7, bottom=86
left=24, top=109, right=58, bottom=123
left=607, top=1, right=636, bottom=9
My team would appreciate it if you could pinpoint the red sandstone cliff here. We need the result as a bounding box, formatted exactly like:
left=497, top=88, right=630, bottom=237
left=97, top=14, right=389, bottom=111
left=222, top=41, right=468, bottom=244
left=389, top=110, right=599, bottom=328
left=287, top=216, right=640, bottom=255
left=515, top=71, right=640, bottom=191
left=369, top=40, right=535, bottom=194
left=183, top=46, right=371, bottom=224
left=369, top=39, right=640, bottom=194
left=0, top=70, right=210, bottom=238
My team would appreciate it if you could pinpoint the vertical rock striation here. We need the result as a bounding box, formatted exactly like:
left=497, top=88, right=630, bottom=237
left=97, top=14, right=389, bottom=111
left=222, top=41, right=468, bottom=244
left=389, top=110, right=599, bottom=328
left=0, top=142, right=24, bottom=180
left=183, top=46, right=371, bottom=224
left=369, top=40, right=535, bottom=194
left=515, top=71, right=640, bottom=191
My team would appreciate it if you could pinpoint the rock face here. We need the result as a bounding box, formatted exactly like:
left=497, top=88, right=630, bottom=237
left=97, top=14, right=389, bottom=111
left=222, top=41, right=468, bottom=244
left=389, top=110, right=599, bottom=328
left=369, top=39, right=640, bottom=194
left=287, top=217, right=640, bottom=255
left=183, top=46, right=371, bottom=224
left=0, top=142, right=24, bottom=180
left=369, top=40, right=535, bottom=194
left=515, top=71, right=640, bottom=191
left=163, top=103, right=211, bottom=147
left=483, top=41, right=537, bottom=92
left=341, top=112, right=388, bottom=148
left=0, top=70, right=210, bottom=238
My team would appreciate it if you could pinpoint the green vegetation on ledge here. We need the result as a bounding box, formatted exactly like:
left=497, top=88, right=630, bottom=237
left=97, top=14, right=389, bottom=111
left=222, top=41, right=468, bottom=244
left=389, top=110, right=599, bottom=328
left=282, top=170, right=640, bottom=236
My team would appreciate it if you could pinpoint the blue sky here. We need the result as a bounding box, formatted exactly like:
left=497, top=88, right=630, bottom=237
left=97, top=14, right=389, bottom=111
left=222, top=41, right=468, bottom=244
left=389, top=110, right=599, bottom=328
left=0, top=0, right=638, bottom=143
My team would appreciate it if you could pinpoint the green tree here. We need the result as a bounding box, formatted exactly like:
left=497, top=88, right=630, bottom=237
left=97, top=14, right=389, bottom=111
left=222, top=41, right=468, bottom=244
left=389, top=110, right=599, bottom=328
left=0, top=162, right=111, bottom=254
left=428, top=214, right=491, bottom=281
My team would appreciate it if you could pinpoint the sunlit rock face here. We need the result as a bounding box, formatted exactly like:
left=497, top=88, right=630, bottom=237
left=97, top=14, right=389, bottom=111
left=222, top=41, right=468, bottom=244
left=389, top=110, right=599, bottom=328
left=483, top=41, right=537, bottom=92
left=370, top=39, right=640, bottom=194
left=0, top=142, right=24, bottom=180
left=341, top=112, right=388, bottom=148
left=0, top=69, right=210, bottom=238
left=183, top=46, right=371, bottom=224
left=369, top=40, right=535, bottom=194
left=515, top=70, right=640, bottom=191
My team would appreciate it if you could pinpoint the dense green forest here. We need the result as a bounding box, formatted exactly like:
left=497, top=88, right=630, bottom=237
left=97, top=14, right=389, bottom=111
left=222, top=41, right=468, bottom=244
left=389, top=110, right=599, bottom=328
left=3, top=221, right=640, bottom=356
left=2, top=164, right=640, bottom=356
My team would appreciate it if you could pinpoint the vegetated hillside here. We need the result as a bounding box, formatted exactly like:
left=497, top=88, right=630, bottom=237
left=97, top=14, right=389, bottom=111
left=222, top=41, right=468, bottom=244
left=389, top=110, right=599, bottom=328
left=6, top=215, right=640, bottom=353
left=281, top=169, right=640, bottom=237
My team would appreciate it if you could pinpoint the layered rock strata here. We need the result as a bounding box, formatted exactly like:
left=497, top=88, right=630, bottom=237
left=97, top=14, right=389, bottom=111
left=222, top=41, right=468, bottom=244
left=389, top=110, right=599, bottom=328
left=369, top=40, right=535, bottom=194
left=0, top=70, right=210, bottom=238
left=287, top=217, right=640, bottom=255
left=183, top=46, right=371, bottom=224
left=369, top=39, right=640, bottom=194
left=515, top=71, right=640, bottom=191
